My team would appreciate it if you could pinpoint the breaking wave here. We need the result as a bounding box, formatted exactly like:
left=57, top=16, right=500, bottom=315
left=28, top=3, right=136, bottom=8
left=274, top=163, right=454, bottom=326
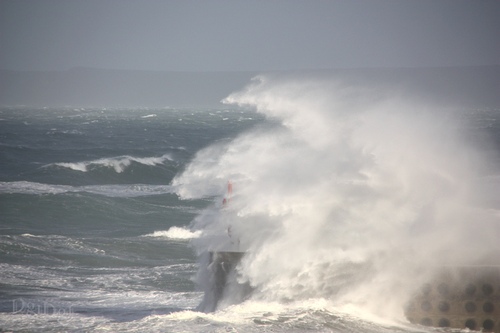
left=173, top=74, right=500, bottom=319
left=48, top=154, right=173, bottom=173
left=145, top=227, right=202, bottom=240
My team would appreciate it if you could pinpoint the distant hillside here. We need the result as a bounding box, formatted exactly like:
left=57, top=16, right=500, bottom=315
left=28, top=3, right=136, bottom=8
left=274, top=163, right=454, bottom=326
left=0, top=66, right=499, bottom=108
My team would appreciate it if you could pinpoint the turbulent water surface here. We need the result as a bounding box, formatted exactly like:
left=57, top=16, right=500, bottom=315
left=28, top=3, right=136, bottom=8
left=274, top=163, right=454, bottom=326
left=1, top=74, right=500, bottom=332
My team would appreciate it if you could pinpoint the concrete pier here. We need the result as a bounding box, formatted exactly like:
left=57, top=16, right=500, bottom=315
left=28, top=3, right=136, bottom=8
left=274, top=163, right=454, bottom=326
left=207, top=251, right=246, bottom=310
left=208, top=253, right=499, bottom=332
left=405, top=266, right=500, bottom=332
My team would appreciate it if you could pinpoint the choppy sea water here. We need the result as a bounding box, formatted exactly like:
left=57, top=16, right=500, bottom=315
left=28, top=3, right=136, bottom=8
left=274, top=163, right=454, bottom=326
left=0, top=107, right=263, bottom=332
left=1, top=75, right=500, bottom=332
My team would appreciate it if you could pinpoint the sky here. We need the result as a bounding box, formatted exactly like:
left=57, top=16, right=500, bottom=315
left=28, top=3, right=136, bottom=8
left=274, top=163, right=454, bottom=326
left=0, top=0, right=499, bottom=72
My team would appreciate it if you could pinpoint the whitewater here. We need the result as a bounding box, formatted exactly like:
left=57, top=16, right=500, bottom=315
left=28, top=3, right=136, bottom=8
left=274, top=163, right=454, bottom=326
left=176, top=73, right=500, bottom=329
left=1, top=72, right=499, bottom=332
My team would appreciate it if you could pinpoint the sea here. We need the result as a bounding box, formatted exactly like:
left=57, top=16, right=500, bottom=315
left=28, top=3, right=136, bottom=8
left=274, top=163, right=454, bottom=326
left=1, top=74, right=500, bottom=332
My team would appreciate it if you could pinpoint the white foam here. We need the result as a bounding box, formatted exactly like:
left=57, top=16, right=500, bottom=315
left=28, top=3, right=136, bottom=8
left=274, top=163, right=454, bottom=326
left=0, top=181, right=174, bottom=197
left=145, top=227, right=202, bottom=240
left=80, top=184, right=174, bottom=197
left=54, top=162, right=88, bottom=172
left=0, top=181, right=72, bottom=195
left=50, top=153, right=173, bottom=173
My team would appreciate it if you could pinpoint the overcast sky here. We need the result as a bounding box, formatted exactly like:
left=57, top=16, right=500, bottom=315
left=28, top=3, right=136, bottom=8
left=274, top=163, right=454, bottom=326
left=1, top=0, right=499, bottom=72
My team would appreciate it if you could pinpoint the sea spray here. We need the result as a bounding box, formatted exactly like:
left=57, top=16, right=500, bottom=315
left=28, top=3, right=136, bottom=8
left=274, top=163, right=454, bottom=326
left=173, top=74, right=500, bottom=319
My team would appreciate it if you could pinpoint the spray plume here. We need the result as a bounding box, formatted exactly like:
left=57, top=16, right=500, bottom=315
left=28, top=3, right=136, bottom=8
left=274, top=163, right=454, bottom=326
left=172, top=73, right=500, bottom=318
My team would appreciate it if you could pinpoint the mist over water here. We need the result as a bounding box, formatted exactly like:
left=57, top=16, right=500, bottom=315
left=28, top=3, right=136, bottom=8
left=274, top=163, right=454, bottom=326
left=173, top=74, right=500, bottom=319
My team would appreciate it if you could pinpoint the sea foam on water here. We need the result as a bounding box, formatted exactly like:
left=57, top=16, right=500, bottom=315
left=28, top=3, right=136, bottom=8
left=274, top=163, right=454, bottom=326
left=173, top=73, right=500, bottom=319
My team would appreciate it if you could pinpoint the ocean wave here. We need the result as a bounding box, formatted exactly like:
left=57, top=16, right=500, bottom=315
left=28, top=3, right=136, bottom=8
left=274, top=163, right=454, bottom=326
left=0, top=234, right=107, bottom=266
left=0, top=181, right=174, bottom=197
left=144, top=227, right=202, bottom=240
left=178, top=73, right=500, bottom=316
left=48, top=154, right=174, bottom=173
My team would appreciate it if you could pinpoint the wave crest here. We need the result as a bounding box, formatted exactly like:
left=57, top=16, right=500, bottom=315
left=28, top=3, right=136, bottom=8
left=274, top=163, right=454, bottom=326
left=145, top=227, right=202, bottom=240
left=49, top=154, right=173, bottom=173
